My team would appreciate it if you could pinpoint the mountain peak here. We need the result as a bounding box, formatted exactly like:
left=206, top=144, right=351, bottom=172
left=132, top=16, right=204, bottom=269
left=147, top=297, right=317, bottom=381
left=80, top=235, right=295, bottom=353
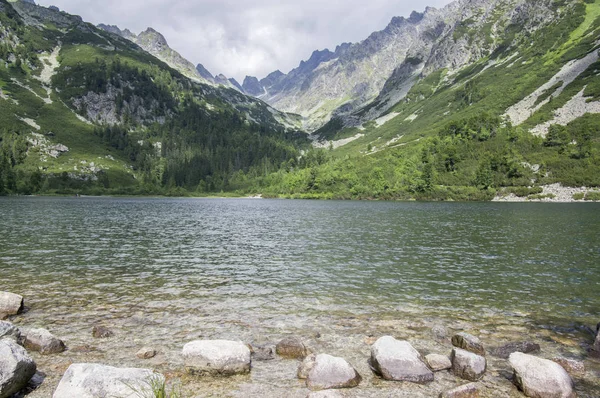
left=139, top=27, right=168, bottom=46
left=196, top=64, right=214, bottom=81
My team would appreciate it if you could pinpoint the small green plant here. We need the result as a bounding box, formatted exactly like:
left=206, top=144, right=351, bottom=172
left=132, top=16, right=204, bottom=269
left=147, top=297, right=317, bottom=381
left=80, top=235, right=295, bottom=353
left=528, top=193, right=556, bottom=200
left=126, top=375, right=182, bottom=398
left=572, top=192, right=585, bottom=200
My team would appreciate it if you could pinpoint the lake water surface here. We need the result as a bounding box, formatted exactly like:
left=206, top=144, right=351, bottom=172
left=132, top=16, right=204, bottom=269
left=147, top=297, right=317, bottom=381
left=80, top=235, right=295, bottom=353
left=1, top=197, right=599, bottom=397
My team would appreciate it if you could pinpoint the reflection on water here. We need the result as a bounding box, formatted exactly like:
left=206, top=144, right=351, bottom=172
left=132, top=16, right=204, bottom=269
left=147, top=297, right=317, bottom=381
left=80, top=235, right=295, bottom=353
left=0, top=197, right=599, bottom=397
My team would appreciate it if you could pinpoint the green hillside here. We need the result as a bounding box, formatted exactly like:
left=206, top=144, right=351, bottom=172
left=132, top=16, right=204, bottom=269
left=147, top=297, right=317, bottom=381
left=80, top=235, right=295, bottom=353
left=0, top=0, right=305, bottom=196
left=252, top=0, right=600, bottom=200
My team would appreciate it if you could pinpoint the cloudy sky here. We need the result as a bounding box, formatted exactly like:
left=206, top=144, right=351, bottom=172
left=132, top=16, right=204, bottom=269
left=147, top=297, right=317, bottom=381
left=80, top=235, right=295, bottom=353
left=35, top=0, right=453, bottom=82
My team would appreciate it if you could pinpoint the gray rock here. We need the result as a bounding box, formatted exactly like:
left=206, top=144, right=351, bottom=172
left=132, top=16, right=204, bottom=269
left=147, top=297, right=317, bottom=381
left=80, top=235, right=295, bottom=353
left=52, top=363, right=162, bottom=398
left=0, top=339, right=36, bottom=398
left=276, top=336, right=308, bottom=359
left=182, top=340, right=251, bottom=376
left=491, top=341, right=540, bottom=359
left=552, top=358, right=584, bottom=376
left=298, top=354, right=317, bottom=379
left=594, top=328, right=600, bottom=351
left=452, top=332, right=485, bottom=356
left=91, top=325, right=113, bottom=338
left=251, top=345, right=275, bottom=361
left=439, top=382, right=481, bottom=398
left=0, top=321, right=21, bottom=343
left=23, top=328, right=65, bottom=355
left=509, top=352, right=575, bottom=398
left=369, top=336, right=434, bottom=383
left=136, top=347, right=157, bottom=359
left=302, top=354, right=361, bottom=391
left=307, top=390, right=345, bottom=398
left=425, top=353, right=452, bottom=371
left=451, top=348, right=486, bottom=381
left=0, top=292, right=23, bottom=317
left=432, top=325, right=448, bottom=340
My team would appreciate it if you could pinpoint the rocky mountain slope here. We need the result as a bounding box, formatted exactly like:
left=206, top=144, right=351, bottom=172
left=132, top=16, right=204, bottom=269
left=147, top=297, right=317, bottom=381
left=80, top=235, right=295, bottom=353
left=0, top=0, right=303, bottom=195
left=243, top=0, right=595, bottom=132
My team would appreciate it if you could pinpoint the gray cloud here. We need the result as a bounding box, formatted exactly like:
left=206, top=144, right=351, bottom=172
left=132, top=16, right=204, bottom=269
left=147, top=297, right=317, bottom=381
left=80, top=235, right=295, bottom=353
left=35, top=0, right=454, bottom=81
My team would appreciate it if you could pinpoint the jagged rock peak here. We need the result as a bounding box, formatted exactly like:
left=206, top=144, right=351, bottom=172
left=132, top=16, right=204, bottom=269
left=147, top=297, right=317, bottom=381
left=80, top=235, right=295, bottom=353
left=196, top=64, right=214, bottom=80
left=228, top=78, right=244, bottom=92
left=139, top=27, right=168, bottom=46
left=242, top=76, right=263, bottom=96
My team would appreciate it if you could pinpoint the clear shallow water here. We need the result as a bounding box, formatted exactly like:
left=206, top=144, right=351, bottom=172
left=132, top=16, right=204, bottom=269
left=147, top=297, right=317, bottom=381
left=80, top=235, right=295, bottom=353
left=0, top=197, right=599, bottom=397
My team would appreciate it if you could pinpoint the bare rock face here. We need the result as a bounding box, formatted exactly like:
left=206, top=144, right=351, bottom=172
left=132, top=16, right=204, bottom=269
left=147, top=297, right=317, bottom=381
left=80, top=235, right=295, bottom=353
left=23, top=328, right=65, bottom=355
left=298, top=354, right=361, bottom=391
left=0, top=321, right=21, bottom=344
left=452, top=332, right=485, bottom=356
left=0, top=292, right=24, bottom=317
left=425, top=353, right=452, bottom=371
left=439, top=382, right=481, bottom=398
left=509, top=353, right=575, bottom=398
left=451, top=348, right=486, bottom=382
left=52, top=363, right=162, bottom=398
left=276, top=337, right=308, bottom=359
left=182, top=340, right=251, bottom=376
left=491, top=341, right=540, bottom=359
left=369, top=336, right=434, bottom=383
left=0, top=339, right=37, bottom=398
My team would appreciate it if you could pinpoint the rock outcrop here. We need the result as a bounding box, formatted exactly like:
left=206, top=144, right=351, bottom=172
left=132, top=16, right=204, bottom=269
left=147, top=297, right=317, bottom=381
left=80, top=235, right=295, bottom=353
left=0, top=340, right=36, bottom=398
left=509, top=353, right=575, bottom=398
left=451, top=348, right=486, bottom=381
left=182, top=340, right=251, bottom=376
left=52, top=363, right=162, bottom=398
left=369, top=336, right=434, bottom=383
left=299, top=353, right=361, bottom=390
left=23, top=328, right=65, bottom=355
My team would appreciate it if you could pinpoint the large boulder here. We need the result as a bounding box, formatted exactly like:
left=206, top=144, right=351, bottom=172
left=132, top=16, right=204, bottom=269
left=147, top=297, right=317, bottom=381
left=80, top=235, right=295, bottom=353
left=276, top=337, right=308, bottom=359
left=299, top=354, right=361, bottom=390
left=425, top=353, right=452, bottom=371
left=23, top=328, right=66, bottom=355
left=491, top=341, right=540, bottom=359
left=182, top=340, right=251, bottom=376
left=439, top=382, right=481, bottom=398
left=0, top=340, right=36, bottom=398
left=509, top=352, right=575, bottom=398
left=52, top=363, right=162, bottom=398
left=0, top=321, right=21, bottom=343
left=451, top=348, right=486, bottom=381
left=369, top=336, right=434, bottom=383
left=451, top=333, right=485, bottom=356
left=0, top=292, right=23, bottom=317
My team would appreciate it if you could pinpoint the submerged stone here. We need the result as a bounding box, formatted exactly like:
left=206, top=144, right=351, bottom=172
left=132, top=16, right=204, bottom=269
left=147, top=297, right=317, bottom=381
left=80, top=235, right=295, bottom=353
left=276, top=336, right=308, bottom=358
left=491, top=341, right=540, bottom=359
left=23, top=328, right=66, bottom=355
left=304, top=354, right=361, bottom=390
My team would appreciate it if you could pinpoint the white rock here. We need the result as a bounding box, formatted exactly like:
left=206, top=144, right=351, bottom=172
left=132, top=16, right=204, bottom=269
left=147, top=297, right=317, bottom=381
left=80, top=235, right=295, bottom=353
left=370, top=336, right=434, bottom=383
left=509, top=352, right=575, bottom=398
left=451, top=348, right=486, bottom=381
left=425, top=353, right=452, bottom=371
left=304, top=354, right=361, bottom=390
left=0, top=292, right=23, bottom=316
left=0, top=339, right=36, bottom=398
left=52, top=363, right=162, bottom=398
left=23, top=328, right=65, bottom=354
left=182, top=340, right=251, bottom=376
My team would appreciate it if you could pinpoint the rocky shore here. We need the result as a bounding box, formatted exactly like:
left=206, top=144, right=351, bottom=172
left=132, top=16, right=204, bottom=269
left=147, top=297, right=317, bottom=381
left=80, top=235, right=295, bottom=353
left=493, top=184, right=600, bottom=203
left=2, top=291, right=600, bottom=398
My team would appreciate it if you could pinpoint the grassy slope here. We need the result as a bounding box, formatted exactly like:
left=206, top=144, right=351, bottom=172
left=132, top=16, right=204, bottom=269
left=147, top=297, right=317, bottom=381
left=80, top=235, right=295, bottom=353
left=249, top=0, right=600, bottom=200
